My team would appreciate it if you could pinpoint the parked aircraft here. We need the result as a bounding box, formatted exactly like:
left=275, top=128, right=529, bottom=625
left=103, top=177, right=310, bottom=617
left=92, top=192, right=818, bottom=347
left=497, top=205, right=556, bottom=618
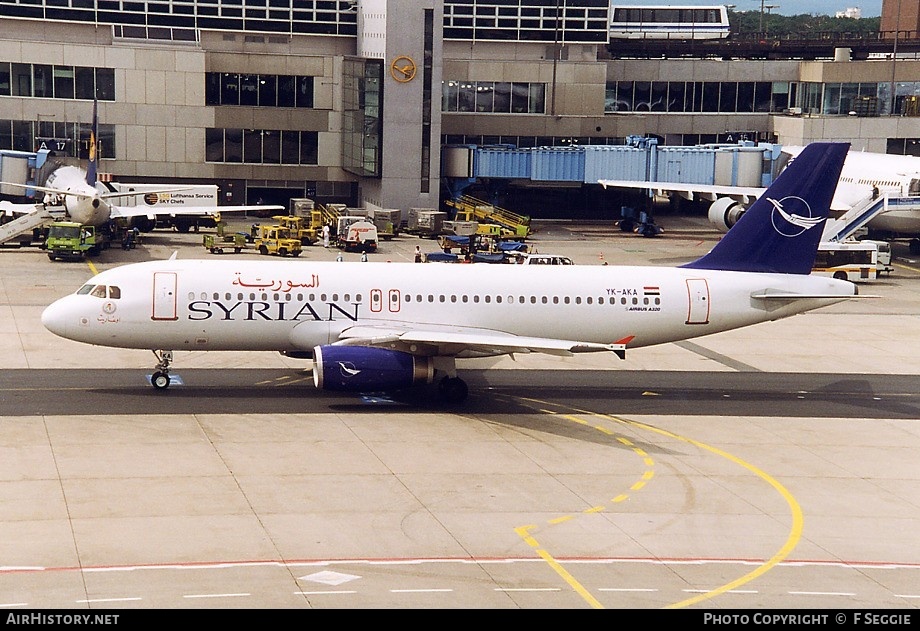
left=42, top=142, right=860, bottom=403
left=600, top=144, right=920, bottom=251
left=0, top=100, right=281, bottom=228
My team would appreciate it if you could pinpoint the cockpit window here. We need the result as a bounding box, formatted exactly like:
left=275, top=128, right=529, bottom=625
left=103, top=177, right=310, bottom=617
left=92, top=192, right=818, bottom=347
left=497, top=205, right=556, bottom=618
left=77, top=284, right=121, bottom=299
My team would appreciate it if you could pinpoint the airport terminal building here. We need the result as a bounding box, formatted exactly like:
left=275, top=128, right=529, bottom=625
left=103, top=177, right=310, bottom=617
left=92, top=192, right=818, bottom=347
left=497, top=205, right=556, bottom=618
left=0, top=0, right=916, bottom=217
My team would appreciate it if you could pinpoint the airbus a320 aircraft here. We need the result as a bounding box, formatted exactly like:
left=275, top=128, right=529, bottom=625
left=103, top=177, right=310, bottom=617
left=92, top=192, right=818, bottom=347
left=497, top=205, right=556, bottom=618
left=1, top=100, right=281, bottom=228
left=42, top=142, right=859, bottom=403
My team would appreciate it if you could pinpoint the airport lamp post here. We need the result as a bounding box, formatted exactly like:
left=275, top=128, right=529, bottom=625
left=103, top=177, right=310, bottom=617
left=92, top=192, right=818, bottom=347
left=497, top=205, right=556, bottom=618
left=890, top=0, right=903, bottom=116
left=760, top=2, right=779, bottom=34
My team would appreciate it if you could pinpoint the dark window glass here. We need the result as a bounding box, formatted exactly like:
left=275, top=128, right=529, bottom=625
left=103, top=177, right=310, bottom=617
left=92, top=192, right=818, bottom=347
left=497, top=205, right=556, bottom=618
left=262, top=129, right=280, bottom=164
left=475, top=81, right=494, bottom=112
left=754, top=82, right=772, bottom=112
left=295, top=76, right=313, bottom=108
left=53, top=66, right=75, bottom=99
left=736, top=82, right=755, bottom=113
left=221, top=73, right=240, bottom=105
left=634, top=82, right=651, bottom=111
left=11, top=120, right=30, bottom=151
left=240, top=74, right=258, bottom=106
left=651, top=82, right=668, bottom=111
left=96, top=68, right=115, bottom=101
left=529, top=84, right=544, bottom=113
left=702, top=82, right=720, bottom=112
left=258, top=75, right=276, bottom=106
left=300, top=130, right=317, bottom=164
left=205, top=128, right=223, bottom=161
left=0, top=62, right=9, bottom=97
left=225, top=128, right=242, bottom=163
left=278, top=75, right=295, bottom=107
left=281, top=130, right=299, bottom=163
left=719, top=82, right=737, bottom=112
left=668, top=82, right=686, bottom=112
left=10, top=64, right=30, bottom=96
left=493, top=82, right=511, bottom=113
left=33, top=64, right=53, bottom=98
left=511, top=83, right=528, bottom=113
left=205, top=73, right=221, bottom=105
left=615, top=81, right=633, bottom=111
left=0, top=120, right=11, bottom=149
left=243, top=128, right=262, bottom=162
left=74, top=67, right=94, bottom=100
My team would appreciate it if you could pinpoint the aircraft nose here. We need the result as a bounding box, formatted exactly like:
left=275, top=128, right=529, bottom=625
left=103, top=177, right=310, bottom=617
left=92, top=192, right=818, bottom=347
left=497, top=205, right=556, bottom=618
left=41, top=298, right=71, bottom=338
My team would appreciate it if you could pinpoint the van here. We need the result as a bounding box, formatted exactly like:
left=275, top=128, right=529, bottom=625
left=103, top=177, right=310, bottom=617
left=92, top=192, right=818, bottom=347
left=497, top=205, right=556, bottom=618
left=863, top=239, right=893, bottom=275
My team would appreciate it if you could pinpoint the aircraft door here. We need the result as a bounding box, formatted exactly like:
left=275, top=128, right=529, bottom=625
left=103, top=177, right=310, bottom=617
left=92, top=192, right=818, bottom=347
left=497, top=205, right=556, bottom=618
left=685, top=278, right=710, bottom=325
left=152, top=272, right=178, bottom=321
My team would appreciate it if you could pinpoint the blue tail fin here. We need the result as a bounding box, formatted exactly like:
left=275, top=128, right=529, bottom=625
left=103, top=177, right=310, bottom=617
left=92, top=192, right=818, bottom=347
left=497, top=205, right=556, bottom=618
left=85, top=99, right=98, bottom=187
left=682, top=141, right=849, bottom=274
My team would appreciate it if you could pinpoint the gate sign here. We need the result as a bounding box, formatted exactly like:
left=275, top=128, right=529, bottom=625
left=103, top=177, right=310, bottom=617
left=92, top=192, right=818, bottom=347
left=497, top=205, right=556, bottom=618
left=36, top=137, right=71, bottom=153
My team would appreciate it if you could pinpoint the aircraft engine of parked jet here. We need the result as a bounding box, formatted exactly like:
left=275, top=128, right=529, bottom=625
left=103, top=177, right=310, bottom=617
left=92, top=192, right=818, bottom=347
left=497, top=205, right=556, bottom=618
left=312, top=345, right=435, bottom=392
left=708, top=196, right=748, bottom=232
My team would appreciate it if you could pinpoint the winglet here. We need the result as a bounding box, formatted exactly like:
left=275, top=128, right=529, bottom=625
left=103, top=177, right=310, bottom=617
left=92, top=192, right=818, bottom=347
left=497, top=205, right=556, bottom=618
left=681, top=142, right=849, bottom=274
left=85, top=99, right=98, bottom=187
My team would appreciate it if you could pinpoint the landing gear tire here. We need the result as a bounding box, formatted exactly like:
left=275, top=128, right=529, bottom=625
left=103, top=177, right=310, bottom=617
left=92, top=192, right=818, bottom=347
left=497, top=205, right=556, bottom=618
left=439, top=376, right=468, bottom=404
left=151, top=371, right=171, bottom=390
left=151, top=350, right=174, bottom=391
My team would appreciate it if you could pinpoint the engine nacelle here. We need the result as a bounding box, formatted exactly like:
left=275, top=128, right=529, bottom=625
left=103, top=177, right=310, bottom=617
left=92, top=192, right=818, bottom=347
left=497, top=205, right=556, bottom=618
left=708, top=197, right=747, bottom=232
left=312, top=345, right=435, bottom=392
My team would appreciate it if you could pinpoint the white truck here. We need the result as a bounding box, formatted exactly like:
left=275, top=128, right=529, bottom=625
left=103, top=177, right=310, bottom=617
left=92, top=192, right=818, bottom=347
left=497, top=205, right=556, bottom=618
left=98, top=183, right=221, bottom=232
left=336, top=215, right=378, bottom=253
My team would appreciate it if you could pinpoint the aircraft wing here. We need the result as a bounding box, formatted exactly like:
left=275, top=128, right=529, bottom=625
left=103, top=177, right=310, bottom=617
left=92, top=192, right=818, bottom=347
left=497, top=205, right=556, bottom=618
left=598, top=178, right=862, bottom=213
left=0, top=200, right=46, bottom=216
left=108, top=204, right=285, bottom=219
left=326, top=323, right=631, bottom=358
left=598, top=178, right=764, bottom=203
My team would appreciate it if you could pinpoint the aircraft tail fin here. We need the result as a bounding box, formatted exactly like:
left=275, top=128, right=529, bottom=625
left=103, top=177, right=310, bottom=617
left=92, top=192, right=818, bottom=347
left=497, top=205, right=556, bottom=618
left=682, top=141, right=849, bottom=274
left=85, top=99, right=98, bottom=187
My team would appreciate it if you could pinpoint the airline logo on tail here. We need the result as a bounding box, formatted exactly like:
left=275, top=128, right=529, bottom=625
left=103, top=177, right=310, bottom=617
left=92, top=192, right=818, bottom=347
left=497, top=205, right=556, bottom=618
left=85, top=99, right=98, bottom=187
left=767, top=196, right=824, bottom=237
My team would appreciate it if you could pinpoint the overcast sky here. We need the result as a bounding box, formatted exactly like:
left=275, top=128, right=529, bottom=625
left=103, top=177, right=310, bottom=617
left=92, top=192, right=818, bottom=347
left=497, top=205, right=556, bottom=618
left=610, top=1, right=883, bottom=18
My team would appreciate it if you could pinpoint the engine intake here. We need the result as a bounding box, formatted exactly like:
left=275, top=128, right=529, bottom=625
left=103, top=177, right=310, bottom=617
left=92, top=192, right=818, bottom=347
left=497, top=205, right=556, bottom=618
left=708, top=197, right=747, bottom=232
left=313, top=345, right=435, bottom=392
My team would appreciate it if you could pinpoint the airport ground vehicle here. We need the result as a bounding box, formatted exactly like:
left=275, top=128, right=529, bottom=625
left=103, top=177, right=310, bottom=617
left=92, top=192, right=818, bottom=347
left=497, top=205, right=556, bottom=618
left=609, top=5, right=730, bottom=40
left=44, top=221, right=109, bottom=261
left=863, top=239, right=894, bottom=275
left=336, top=216, right=378, bottom=252
left=255, top=224, right=302, bottom=257
left=812, top=240, right=878, bottom=282
left=273, top=214, right=322, bottom=246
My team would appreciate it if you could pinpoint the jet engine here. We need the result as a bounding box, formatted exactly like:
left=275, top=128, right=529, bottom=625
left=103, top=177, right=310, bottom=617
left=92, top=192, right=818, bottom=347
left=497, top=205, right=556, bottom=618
left=708, top=197, right=748, bottom=232
left=312, top=345, right=435, bottom=392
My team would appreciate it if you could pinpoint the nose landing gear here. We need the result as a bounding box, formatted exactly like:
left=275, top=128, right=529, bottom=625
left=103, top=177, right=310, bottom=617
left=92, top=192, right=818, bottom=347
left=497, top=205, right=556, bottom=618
left=150, top=350, right=174, bottom=390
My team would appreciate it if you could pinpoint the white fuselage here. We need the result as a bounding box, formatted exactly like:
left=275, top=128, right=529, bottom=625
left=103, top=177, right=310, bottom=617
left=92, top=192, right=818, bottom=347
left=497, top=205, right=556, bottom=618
left=42, top=259, right=856, bottom=356
left=43, top=165, right=111, bottom=227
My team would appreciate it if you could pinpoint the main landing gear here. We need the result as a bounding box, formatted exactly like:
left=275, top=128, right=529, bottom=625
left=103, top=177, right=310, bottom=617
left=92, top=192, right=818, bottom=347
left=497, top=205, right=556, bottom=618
left=150, top=350, right=173, bottom=390
left=438, top=375, right=468, bottom=404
